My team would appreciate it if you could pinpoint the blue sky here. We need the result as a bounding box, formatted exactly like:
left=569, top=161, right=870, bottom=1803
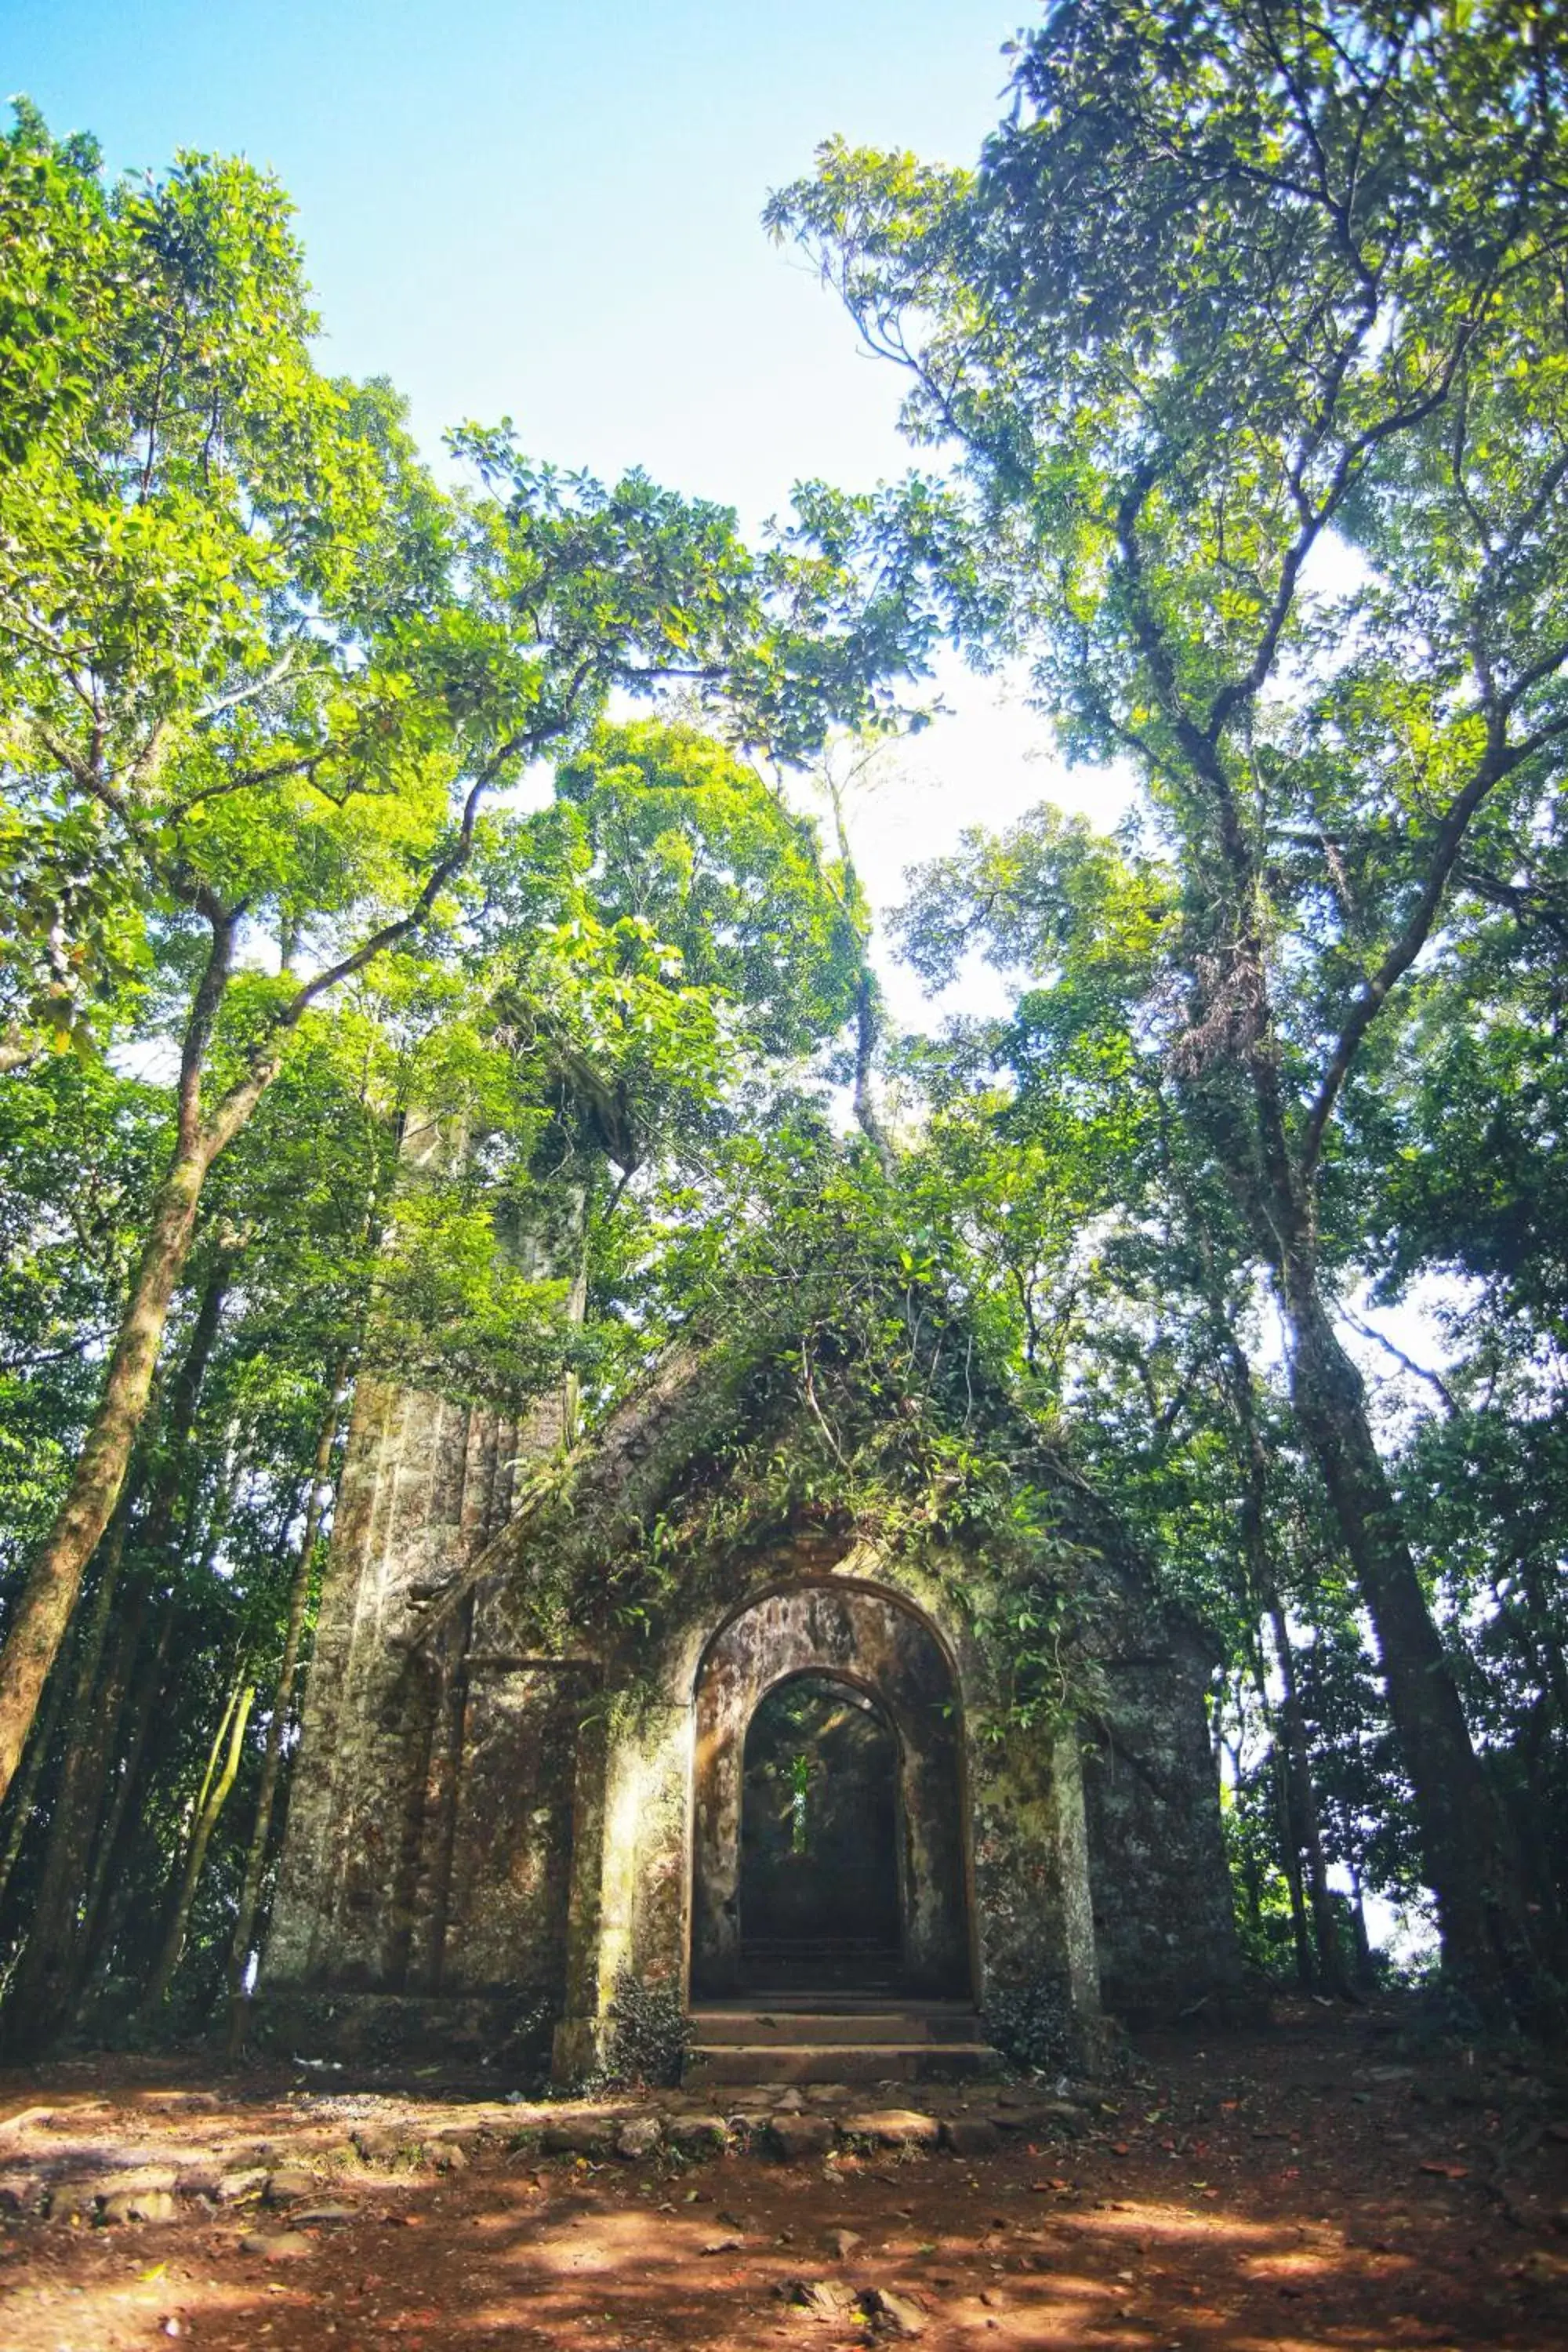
left=3, top=2, right=1124, bottom=973
left=6, top=1, right=1017, bottom=524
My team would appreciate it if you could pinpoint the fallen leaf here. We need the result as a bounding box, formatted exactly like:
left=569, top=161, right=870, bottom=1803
left=1419, top=2162, right=1469, bottom=2180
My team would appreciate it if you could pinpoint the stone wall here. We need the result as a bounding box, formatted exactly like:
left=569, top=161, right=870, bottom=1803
left=436, top=1662, right=590, bottom=1996
left=544, top=1548, right=1113, bottom=2075
left=261, top=1377, right=567, bottom=2011
left=1080, top=1616, right=1243, bottom=2020
left=264, top=1360, right=1240, bottom=2074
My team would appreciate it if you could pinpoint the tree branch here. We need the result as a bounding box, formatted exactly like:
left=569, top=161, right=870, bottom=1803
left=176, top=905, right=239, bottom=1154
left=1339, top=1301, right=1457, bottom=1416
left=194, top=648, right=305, bottom=725
left=1301, top=748, right=1506, bottom=1179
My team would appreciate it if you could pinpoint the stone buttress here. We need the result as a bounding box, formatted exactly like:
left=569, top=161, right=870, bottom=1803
left=260, top=1374, right=585, bottom=2068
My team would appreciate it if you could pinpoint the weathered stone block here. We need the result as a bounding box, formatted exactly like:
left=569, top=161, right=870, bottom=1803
left=215, top=2169, right=267, bottom=2205
left=541, top=2113, right=622, bottom=2157
left=941, top=2117, right=1001, bottom=2157
left=101, top=2186, right=178, bottom=2224
left=263, top=2169, right=317, bottom=2205
left=840, top=2110, right=940, bottom=2148
left=767, top=2113, right=837, bottom=2161
left=666, top=2112, right=729, bottom=2154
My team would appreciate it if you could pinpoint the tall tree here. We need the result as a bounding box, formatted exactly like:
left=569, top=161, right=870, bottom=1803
left=774, top=0, right=1568, bottom=2022
left=0, top=109, right=947, bottom=1808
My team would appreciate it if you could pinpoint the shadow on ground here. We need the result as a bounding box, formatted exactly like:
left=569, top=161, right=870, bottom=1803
left=2, top=1999, right=1566, bottom=2350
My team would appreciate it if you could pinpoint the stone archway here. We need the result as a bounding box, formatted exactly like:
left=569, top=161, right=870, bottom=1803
left=690, top=1582, right=971, bottom=1998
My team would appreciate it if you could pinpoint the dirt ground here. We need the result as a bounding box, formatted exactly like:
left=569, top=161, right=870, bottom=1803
left=3, top=1998, right=1567, bottom=2351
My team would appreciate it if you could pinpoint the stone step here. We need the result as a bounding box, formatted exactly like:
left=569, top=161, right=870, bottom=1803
left=699, top=1991, right=966, bottom=2012
left=689, top=2007, right=980, bottom=2046
left=684, top=2040, right=999, bottom=2086
left=741, top=1937, right=898, bottom=1957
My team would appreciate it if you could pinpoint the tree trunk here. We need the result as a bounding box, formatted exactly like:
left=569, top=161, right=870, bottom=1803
left=1206, top=1283, right=1345, bottom=1993
left=0, top=1145, right=212, bottom=1809
left=0, top=909, right=253, bottom=1813
left=1225, top=1011, right=1555, bottom=2015
left=0, top=1610, right=74, bottom=1918
left=1280, top=1259, right=1556, bottom=2025
left=0, top=773, right=503, bottom=1809
left=1513, top=1559, right=1568, bottom=1735
left=139, top=1667, right=255, bottom=2020
left=77, top=1607, right=176, bottom=1988
left=226, top=1375, right=346, bottom=2045
left=851, top=969, right=895, bottom=1174
left=4, top=1252, right=231, bottom=2045
left=1267, top=1598, right=1349, bottom=1997
left=2, top=1541, right=138, bottom=2047
left=1348, top=1860, right=1376, bottom=1991
left=1252, top=1656, right=1310, bottom=1987
left=1269, top=1721, right=1313, bottom=1986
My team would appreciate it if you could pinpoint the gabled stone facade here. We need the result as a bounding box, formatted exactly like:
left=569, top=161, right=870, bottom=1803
left=261, top=1327, right=1241, bottom=2077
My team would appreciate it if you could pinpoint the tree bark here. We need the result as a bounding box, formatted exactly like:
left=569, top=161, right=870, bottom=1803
left=0, top=900, right=241, bottom=1810
left=139, top=1666, right=255, bottom=2020
left=1266, top=1598, right=1349, bottom=1996
left=1348, top=1859, right=1376, bottom=1991
left=77, top=1606, right=175, bottom=1989
left=851, top=969, right=895, bottom=1174
left=226, top=1373, right=346, bottom=2045
left=1201, top=1265, right=1347, bottom=1993
left=2, top=1530, right=136, bottom=2047
left=1265, top=1704, right=1313, bottom=1987
left=1512, top=1558, right=1568, bottom=1736
left=4, top=1252, right=231, bottom=2044
left=1280, top=1259, right=1555, bottom=2024
left=1200, top=862, right=1554, bottom=2017
left=0, top=1143, right=216, bottom=1809
left=0, top=1610, right=74, bottom=1918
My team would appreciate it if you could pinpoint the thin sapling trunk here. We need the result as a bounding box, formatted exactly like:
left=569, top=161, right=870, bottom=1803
left=139, top=1664, right=256, bottom=2020
left=226, top=1371, right=346, bottom=2044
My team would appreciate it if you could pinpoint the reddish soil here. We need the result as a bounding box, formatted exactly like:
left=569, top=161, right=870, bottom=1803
left=2, top=1998, right=1567, bottom=2350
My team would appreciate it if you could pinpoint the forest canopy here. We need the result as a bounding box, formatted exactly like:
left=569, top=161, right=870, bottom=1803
left=2, top=0, right=1568, bottom=2046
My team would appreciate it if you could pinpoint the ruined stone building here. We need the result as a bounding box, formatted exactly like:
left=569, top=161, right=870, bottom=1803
left=262, top=1291, right=1241, bottom=2079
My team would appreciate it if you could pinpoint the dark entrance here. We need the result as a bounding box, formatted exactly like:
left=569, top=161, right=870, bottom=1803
left=739, top=1671, right=902, bottom=1991
left=690, top=1581, right=971, bottom=1999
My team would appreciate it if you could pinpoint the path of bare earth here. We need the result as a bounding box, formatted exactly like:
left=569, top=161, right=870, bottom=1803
left=2, top=1998, right=1566, bottom=2350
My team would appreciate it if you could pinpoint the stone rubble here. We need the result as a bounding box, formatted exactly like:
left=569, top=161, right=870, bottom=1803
left=9, top=2072, right=1102, bottom=2238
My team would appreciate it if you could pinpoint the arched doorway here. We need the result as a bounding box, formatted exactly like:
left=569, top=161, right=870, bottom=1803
left=690, top=1581, right=971, bottom=1998
left=739, top=1671, right=902, bottom=1991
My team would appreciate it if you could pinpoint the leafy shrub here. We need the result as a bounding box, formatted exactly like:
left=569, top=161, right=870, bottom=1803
left=591, top=1965, right=692, bottom=2090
